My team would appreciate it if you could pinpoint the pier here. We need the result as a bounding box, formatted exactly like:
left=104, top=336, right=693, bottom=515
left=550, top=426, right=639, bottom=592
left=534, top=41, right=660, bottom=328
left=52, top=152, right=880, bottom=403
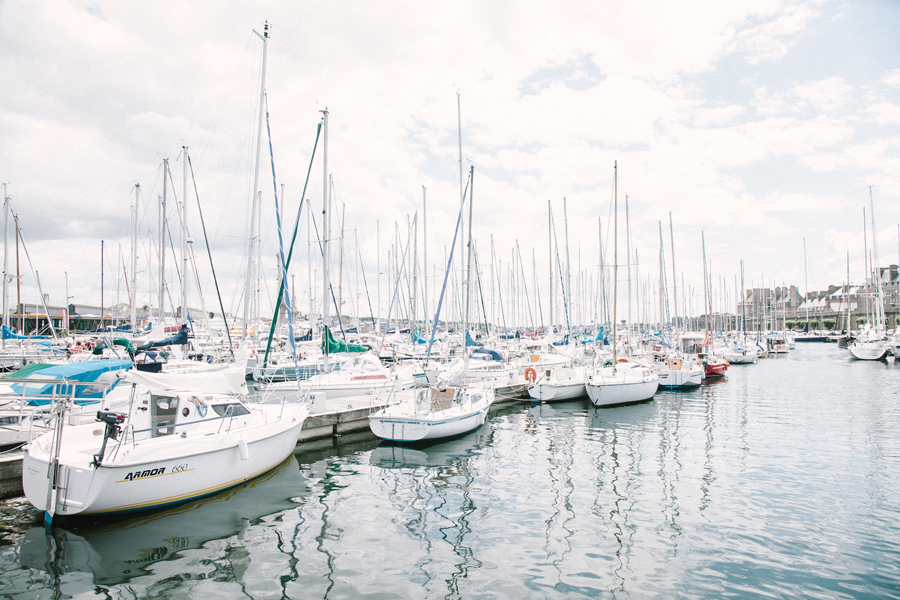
left=0, top=391, right=523, bottom=500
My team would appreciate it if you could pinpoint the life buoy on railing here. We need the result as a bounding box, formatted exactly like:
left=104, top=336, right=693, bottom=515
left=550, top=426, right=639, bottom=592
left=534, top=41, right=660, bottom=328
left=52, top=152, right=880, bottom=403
left=524, top=367, right=537, bottom=383
left=618, top=357, right=628, bottom=363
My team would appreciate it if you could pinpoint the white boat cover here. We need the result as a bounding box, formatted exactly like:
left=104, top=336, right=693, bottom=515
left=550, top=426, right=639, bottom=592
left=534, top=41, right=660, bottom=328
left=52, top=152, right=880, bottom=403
left=119, top=351, right=248, bottom=395
left=436, top=357, right=468, bottom=390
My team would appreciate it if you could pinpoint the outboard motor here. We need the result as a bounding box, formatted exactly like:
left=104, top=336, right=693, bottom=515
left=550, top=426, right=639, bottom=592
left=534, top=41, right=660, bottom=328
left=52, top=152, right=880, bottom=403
left=92, top=411, right=126, bottom=467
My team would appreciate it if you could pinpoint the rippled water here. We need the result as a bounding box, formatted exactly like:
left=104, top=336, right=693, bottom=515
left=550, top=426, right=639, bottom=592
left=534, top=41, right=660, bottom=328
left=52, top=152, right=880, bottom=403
left=3, top=343, right=900, bottom=599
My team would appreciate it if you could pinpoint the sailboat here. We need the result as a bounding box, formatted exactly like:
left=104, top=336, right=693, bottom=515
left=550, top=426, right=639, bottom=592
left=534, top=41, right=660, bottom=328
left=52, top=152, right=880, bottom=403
left=584, top=163, right=659, bottom=407
left=22, top=355, right=308, bottom=521
left=850, top=192, right=888, bottom=360
left=655, top=216, right=703, bottom=387
left=369, top=165, right=494, bottom=441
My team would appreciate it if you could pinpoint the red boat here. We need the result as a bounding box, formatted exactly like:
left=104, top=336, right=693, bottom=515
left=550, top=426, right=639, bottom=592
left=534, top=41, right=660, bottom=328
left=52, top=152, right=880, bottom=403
left=703, top=355, right=729, bottom=378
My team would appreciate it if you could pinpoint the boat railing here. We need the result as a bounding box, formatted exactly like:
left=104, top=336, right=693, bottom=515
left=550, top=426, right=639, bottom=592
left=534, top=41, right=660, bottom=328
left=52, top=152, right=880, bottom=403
left=3, top=374, right=117, bottom=406
left=0, top=375, right=118, bottom=442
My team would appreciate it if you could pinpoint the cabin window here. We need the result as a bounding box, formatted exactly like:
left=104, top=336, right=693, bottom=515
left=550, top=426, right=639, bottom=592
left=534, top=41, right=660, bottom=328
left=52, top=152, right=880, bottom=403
left=211, top=403, right=251, bottom=417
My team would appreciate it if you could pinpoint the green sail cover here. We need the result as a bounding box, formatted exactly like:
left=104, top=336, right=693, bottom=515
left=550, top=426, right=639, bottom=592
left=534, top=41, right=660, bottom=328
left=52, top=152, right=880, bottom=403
left=113, top=338, right=135, bottom=353
left=4, top=363, right=55, bottom=378
left=322, top=326, right=367, bottom=355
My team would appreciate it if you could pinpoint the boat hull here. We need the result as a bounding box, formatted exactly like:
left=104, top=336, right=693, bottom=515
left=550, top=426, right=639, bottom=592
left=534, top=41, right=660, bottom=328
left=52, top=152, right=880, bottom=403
left=528, top=382, right=586, bottom=401
left=23, top=406, right=307, bottom=517
left=704, top=360, right=729, bottom=378
left=586, top=378, right=658, bottom=406
left=657, top=368, right=702, bottom=388
left=849, top=341, right=887, bottom=361
left=368, top=405, right=489, bottom=442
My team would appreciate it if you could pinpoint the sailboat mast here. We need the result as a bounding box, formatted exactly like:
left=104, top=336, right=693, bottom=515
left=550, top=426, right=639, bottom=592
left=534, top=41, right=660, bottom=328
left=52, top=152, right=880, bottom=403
left=625, top=195, right=632, bottom=350
left=463, top=166, right=474, bottom=345
left=612, top=161, right=618, bottom=371
left=457, top=92, right=464, bottom=335
left=2, top=184, right=9, bottom=343
left=182, top=146, right=189, bottom=323
left=803, top=237, right=809, bottom=328
left=669, top=213, right=678, bottom=336
left=423, top=186, right=428, bottom=336
left=702, top=231, right=710, bottom=343
left=159, top=160, right=167, bottom=325
left=131, top=184, right=139, bottom=332
left=548, top=201, right=553, bottom=335
left=100, top=240, right=105, bottom=330
left=863, top=207, right=870, bottom=327
left=740, top=260, right=746, bottom=336
left=658, top=222, right=665, bottom=333
left=376, top=219, right=380, bottom=333
left=846, top=251, right=851, bottom=334
left=869, top=186, right=884, bottom=332
left=564, top=197, right=572, bottom=336
left=321, top=108, right=330, bottom=369
left=243, top=22, right=269, bottom=341
left=308, top=200, right=314, bottom=333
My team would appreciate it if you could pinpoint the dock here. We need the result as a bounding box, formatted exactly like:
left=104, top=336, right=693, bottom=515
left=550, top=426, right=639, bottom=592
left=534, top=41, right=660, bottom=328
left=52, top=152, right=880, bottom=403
left=0, top=390, right=524, bottom=500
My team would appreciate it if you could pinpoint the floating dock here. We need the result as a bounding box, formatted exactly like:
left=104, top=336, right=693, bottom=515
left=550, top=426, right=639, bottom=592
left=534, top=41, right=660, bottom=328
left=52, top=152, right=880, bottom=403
left=0, top=390, right=524, bottom=500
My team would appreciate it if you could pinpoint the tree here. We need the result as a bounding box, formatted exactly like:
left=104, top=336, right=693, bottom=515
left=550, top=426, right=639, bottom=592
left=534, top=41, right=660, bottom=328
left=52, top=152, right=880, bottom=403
left=823, top=318, right=836, bottom=330
left=809, top=320, right=820, bottom=330
left=856, top=317, right=867, bottom=326
left=785, top=320, right=796, bottom=330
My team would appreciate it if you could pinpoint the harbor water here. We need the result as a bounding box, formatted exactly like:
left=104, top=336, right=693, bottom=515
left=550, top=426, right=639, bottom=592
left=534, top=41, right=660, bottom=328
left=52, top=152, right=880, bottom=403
left=2, top=343, right=899, bottom=598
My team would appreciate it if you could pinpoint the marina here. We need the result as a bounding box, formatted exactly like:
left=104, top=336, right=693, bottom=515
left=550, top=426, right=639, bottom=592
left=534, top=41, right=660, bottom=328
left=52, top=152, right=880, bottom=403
left=1, top=343, right=899, bottom=598
left=2, top=2, right=900, bottom=598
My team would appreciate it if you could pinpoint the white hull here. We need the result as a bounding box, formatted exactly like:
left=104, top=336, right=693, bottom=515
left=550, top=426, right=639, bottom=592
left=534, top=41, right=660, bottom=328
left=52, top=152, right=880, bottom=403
left=23, top=403, right=307, bottom=517
left=585, top=363, right=659, bottom=407
left=849, top=340, right=887, bottom=360
left=369, top=405, right=489, bottom=442
left=528, top=382, right=586, bottom=401
left=656, top=367, right=702, bottom=388
left=724, top=354, right=757, bottom=364
left=368, top=385, right=493, bottom=442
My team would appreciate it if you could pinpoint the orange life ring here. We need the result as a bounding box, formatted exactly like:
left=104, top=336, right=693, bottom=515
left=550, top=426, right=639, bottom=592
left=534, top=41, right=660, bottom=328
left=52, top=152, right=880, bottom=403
left=524, top=367, right=537, bottom=383
left=618, top=357, right=628, bottom=363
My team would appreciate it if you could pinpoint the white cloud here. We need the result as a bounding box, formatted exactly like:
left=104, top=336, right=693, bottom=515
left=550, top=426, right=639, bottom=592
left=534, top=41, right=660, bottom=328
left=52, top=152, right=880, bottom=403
left=0, top=0, right=897, bottom=318
left=737, top=4, right=821, bottom=64
left=882, top=69, right=900, bottom=88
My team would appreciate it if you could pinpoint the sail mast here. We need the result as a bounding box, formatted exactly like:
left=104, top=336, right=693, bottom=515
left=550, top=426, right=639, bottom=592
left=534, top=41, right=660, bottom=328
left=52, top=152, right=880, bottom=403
left=243, top=22, right=269, bottom=340
left=182, top=145, right=189, bottom=324
left=131, top=185, right=139, bottom=333
left=423, top=186, right=428, bottom=336
left=159, top=160, right=167, bottom=325
left=612, top=161, right=618, bottom=372
left=2, top=184, right=9, bottom=343
left=321, top=109, right=330, bottom=370
left=463, top=166, right=474, bottom=345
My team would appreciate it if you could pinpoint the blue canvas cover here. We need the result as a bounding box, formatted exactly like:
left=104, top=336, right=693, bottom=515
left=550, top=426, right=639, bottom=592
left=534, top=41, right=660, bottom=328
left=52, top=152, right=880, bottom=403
left=2, top=324, right=49, bottom=340
left=11, top=359, right=133, bottom=403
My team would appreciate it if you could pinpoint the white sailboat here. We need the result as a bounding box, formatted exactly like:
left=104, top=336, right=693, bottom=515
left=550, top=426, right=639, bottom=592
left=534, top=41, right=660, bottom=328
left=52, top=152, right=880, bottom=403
left=369, top=164, right=494, bottom=442
left=585, top=163, right=659, bottom=407
left=528, top=364, right=587, bottom=401
left=850, top=193, right=888, bottom=361
left=22, top=357, right=308, bottom=522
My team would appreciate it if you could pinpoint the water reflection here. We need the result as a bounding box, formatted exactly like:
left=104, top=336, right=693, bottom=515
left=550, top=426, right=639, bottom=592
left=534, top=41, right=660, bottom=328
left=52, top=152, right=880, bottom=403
left=18, top=455, right=309, bottom=586
left=369, top=426, right=489, bottom=469
left=6, top=344, right=900, bottom=598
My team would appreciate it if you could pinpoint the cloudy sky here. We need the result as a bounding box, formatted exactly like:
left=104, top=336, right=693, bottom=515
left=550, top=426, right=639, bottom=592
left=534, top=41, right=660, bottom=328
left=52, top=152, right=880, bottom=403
left=1, top=0, right=899, bottom=327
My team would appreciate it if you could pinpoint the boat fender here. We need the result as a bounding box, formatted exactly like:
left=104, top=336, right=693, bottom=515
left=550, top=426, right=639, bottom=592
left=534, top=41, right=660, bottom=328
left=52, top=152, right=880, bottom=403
left=524, top=367, right=537, bottom=382
left=238, top=439, right=249, bottom=461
